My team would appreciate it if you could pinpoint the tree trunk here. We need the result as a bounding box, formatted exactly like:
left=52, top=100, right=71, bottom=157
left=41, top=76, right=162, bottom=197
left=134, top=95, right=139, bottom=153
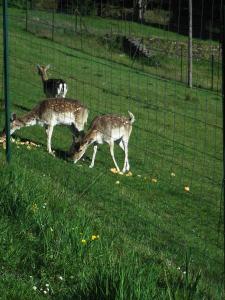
left=134, top=0, right=146, bottom=23
left=188, top=0, right=193, bottom=88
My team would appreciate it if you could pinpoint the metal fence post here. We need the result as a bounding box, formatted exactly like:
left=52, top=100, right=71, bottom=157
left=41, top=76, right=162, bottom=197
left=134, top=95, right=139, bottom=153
left=80, top=14, right=83, bottom=49
left=52, top=5, right=55, bottom=41
left=222, top=5, right=225, bottom=257
left=211, top=54, right=214, bottom=90
left=180, top=44, right=183, bottom=82
left=25, top=0, right=28, bottom=32
left=3, top=0, right=11, bottom=162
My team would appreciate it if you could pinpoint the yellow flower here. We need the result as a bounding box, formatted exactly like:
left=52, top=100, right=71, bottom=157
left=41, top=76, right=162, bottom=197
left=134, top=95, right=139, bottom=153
left=110, top=168, right=118, bottom=174
left=184, top=186, right=190, bottom=192
left=171, top=172, right=176, bottom=177
left=126, top=171, right=133, bottom=177
left=91, top=235, right=99, bottom=241
left=151, top=178, right=157, bottom=183
left=81, top=239, right=87, bottom=245
left=31, top=203, right=38, bottom=213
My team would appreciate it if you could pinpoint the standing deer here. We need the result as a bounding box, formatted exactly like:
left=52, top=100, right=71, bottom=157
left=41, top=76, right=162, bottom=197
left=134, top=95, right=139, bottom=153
left=37, top=64, right=68, bottom=98
left=1, top=98, right=88, bottom=156
left=72, top=111, right=135, bottom=173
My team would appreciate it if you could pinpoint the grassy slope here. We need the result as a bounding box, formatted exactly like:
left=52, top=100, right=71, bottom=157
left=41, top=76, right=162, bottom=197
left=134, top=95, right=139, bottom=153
left=0, top=8, right=223, bottom=299
left=26, top=8, right=222, bottom=91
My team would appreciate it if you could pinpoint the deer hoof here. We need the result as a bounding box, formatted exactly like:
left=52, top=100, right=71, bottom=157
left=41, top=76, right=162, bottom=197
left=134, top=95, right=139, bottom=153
left=49, top=150, right=55, bottom=157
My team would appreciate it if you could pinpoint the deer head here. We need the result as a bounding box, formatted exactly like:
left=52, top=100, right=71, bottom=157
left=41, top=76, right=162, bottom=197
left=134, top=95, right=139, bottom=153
left=36, top=64, right=51, bottom=80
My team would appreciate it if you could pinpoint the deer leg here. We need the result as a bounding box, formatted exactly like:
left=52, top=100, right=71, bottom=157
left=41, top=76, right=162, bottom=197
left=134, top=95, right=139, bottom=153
left=44, top=124, right=48, bottom=134
left=89, top=145, right=98, bottom=168
left=46, top=124, right=54, bottom=156
left=109, top=142, right=120, bottom=172
left=122, top=141, right=130, bottom=173
left=118, top=139, right=125, bottom=151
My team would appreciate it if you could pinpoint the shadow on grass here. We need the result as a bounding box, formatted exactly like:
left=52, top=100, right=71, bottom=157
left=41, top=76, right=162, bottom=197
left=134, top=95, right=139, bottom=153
left=60, top=274, right=118, bottom=300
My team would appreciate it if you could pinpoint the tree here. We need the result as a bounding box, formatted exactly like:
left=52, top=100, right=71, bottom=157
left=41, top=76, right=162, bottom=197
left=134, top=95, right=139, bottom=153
left=188, top=0, right=192, bottom=88
left=134, top=0, right=148, bottom=23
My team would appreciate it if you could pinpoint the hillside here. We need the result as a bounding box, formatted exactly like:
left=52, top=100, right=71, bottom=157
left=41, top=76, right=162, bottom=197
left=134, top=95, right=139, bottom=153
left=0, top=8, right=223, bottom=299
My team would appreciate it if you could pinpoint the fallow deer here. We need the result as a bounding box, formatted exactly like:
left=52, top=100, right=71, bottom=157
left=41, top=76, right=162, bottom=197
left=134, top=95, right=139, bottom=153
left=1, top=98, right=88, bottom=156
left=72, top=111, right=135, bottom=173
left=37, top=64, right=68, bottom=98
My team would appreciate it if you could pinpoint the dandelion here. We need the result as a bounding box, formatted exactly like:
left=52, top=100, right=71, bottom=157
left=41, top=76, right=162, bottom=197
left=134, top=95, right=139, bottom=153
left=151, top=178, right=157, bottom=183
left=81, top=239, right=87, bottom=245
left=91, top=235, right=99, bottom=241
left=171, top=172, right=176, bottom=177
left=137, top=174, right=141, bottom=178
left=115, top=181, right=120, bottom=184
left=43, top=290, right=47, bottom=294
left=58, top=275, right=63, bottom=281
left=110, top=168, right=118, bottom=174
left=126, top=171, right=132, bottom=177
left=32, top=286, right=37, bottom=291
left=45, top=284, right=49, bottom=287
left=31, top=203, right=38, bottom=213
left=184, top=186, right=190, bottom=192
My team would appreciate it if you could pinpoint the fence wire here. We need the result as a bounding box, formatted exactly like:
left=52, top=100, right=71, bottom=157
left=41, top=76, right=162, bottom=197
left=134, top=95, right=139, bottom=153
left=0, top=0, right=224, bottom=298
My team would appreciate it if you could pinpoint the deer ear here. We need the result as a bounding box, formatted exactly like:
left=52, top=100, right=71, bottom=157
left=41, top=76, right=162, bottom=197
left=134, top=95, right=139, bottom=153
left=10, top=112, right=16, bottom=122
left=45, top=64, right=51, bottom=70
left=36, top=64, right=41, bottom=70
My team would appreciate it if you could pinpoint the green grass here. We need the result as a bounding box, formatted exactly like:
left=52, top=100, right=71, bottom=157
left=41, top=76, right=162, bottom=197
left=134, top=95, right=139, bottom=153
left=0, top=8, right=223, bottom=299
left=23, top=7, right=222, bottom=91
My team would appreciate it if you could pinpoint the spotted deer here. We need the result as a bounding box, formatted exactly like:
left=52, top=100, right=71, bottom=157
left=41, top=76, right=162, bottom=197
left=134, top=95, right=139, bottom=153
left=72, top=111, right=135, bottom=173
left=37, top=64, right=68, bottom=98
left=1, top=98, right=88, bottom=156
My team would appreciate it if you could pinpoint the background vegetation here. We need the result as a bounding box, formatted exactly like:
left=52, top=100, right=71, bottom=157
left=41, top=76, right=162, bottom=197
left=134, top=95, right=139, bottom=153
left=0, top=3, right=223, bottom=299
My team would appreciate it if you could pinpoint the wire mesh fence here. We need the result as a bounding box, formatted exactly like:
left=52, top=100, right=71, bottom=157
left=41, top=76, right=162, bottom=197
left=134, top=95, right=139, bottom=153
left=0, top=0, right=224, bottom=298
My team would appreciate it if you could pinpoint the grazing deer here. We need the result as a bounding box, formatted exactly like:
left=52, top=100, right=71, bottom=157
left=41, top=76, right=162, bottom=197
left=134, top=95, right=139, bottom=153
left=1, top=98, right=88, bottom=156
left=72, top=111, right=135, bottom=173
left=37, top=64, right=68, bottom=98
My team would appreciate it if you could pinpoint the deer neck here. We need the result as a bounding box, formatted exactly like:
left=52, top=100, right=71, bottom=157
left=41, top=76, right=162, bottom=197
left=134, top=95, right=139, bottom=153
left=40, top=72, right=48, bottom=82
left=11, top=112, right=39, bottom=134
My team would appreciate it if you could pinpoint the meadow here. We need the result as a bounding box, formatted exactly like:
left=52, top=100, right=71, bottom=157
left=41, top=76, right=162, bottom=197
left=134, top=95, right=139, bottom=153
left=0, top=7, right=223, bottom=299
